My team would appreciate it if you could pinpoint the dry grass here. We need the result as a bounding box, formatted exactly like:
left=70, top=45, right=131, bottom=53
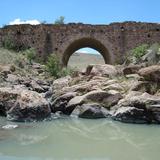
left=0, top=48, right=19, bottom=64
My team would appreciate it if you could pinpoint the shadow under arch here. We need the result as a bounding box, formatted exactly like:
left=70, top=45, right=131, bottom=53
left=62, top=37, right=112, bottom=67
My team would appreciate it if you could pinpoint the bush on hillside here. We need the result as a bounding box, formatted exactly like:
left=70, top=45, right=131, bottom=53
left=46, top=54, right=74, bottom=78
left=131, top=44, right=149, bottom=59
left=2, top=36, right=15, bottom=50
left=25, top=48, right=36, bottom=64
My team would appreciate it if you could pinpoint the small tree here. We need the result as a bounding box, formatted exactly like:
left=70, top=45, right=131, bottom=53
left=54, top=16, right=65, bottom=25
left=46, top=54, right=61, bottom=78
left=46, top=54, right=74, bottom=78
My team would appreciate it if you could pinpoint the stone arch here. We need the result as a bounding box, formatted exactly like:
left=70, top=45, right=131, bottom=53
left=61, top=37, right=112, bottom=67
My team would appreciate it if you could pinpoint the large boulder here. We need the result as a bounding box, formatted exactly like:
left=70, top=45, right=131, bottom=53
left=30, top=80, right=45, bottom=93
left=123, top=64, right=142, bottom=75
left=130, top=81, right=158, bottom=94
left=85, top=64, right=118, bottom=77
left=112, top=91, right=160, bottom=123
left=52, top=76, right=72, bottom=91
left=51, top=92, right=77, bottom=113
left=7, top=90, right=51, bottom=122
left=54, top=77, right=109, bottom=96
left=138, top=65, right=160, bottom=82
left=0, top=87, right=19, bottom=116
left=0, top=87, right=51, bottom=121
left=65, top=90, right=122, bottom=115
left=112, top=106, right=151, bottom=124
left=71, top=103, right=110, bottom=119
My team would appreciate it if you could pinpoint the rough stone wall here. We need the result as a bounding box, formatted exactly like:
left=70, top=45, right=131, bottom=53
left=0, top=22, right=160, bottom=66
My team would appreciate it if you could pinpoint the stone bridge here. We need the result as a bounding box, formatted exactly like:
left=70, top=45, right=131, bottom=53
left=0, top=22, right=160, bottom=66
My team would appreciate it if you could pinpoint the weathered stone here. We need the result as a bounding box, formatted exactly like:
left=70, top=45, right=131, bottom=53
left=71, top=103, right=110, bottom=119
left=5, top=74, right=19, bottom=83
left=103, top=83, right=124, bottom=92
left=30, top=80, right=45, bottom=93
left=85, top=64, right=118, bottom=77
left=112, top=107, right=151, bottom=123
left=112, top=92, right=160, bottom=123
left=1, top=22, right=160, bottom=65
left=53, top=76, right=72, bottom=91
left=55, top=78, right=108, bottom=96
left=7, top=90, right=51, bottom=122
left=0, top=87, right=20, bottom=116
left=138, top=65, right=160, bottom=82
left=146, top=104, right=160, bottom=123
left=130, top=81, right=158, bottom=94
left=51, top=92, right=77, bottom=113
left=66, top=90, right=122, bottom=115
left=123, top=65, right=142, bottom=75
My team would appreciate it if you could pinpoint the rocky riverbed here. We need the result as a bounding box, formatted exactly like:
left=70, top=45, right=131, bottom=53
left=0, top=62, right=160, bottom=124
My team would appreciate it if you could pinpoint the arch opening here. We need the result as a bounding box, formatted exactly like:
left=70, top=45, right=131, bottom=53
left=62, top=38, right=111, bottom=67
left=68, top=47, right=105, bottom=70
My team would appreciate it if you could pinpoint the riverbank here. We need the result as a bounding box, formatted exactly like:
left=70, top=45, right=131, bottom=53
left=0, top=52, right=160, bottom=123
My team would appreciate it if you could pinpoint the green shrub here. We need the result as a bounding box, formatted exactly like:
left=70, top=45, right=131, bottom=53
left=2, top=36, right=15, bottom=50
left=46, top=54, right=74, bottom=78
left=25, top=48, right=36, bottom=64
left=131, top=44, right=149, bottom=59
left=46, top=54, right=61, bottom=78
left=59, top=67, right=74, bottom=77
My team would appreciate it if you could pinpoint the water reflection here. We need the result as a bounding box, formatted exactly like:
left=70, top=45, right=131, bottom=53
left=0, top=117, right=160, bottom=160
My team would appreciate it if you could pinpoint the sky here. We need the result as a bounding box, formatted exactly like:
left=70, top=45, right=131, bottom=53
left=0, top=0, right=160, bottom=53
left=1, top=0, right=160, bottom=26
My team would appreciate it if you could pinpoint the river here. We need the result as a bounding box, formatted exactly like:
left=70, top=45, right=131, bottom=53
left=0, top=116, right=159, bottom=160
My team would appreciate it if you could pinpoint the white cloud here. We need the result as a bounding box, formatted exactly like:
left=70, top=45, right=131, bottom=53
left=9, top=18, right=40, bottom=25
left=76, top=50, right=90, bottom=54
left=75, top=48, right=99, bottom=54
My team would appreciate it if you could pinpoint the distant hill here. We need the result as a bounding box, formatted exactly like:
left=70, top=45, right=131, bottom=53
left=68, top=52, right=105, bottom=70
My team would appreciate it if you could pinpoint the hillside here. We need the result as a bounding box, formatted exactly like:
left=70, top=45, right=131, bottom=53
left=68, top=52, right=105, bottom=70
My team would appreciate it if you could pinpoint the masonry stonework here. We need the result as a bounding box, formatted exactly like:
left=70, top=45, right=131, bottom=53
left=0, top=22, right=160, bottom=66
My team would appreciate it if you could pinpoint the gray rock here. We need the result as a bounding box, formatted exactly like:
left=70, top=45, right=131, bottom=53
left=130, top=81, right=158, bottom=94
left=7, top=90, right=51, bottom=122
left=138, top=65, right=160, bottom=82
left=51, top=92, right=77, bottom=113
left=0, top=87, right=20, bottom=116
left=112, top=107, right=151, bottom=123
left=112, top=92, right=160, bottom=124
left=123, top=64, right=142, bottom=75
left=53, top=76, right=72, bottom=91
left=65, top=90, right=122, bottom=115
left=85, top=64, right=118, bottom=77
left=71, top=103, right=110, bottom=119
left=5, top=74, right=19, bottom=84
left=30, top=80, right=45, bottom=93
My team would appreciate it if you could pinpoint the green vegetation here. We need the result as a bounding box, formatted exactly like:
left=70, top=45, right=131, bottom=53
left=54, top=16, right=65, bottom=24
left=2, top=36, right=15, bottom=50
left=25, top=48, right=36, bottom=64
left=131, top=44, right=149, bottom=59
left=126, top=43, right=160, bottom=65
left=46, top=54, right=73, bottom=78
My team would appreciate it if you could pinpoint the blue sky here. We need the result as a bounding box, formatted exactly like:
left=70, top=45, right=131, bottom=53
left=0, top=0, right=160, bottom=26
left=0, top=0, right=160, bottom=54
